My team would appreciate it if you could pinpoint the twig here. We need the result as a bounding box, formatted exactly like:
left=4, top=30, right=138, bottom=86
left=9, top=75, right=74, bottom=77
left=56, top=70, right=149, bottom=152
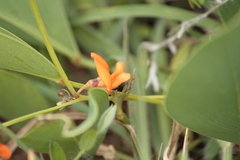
left=140, top=0, right=229, bottom=52
left=166, top=121, right=182, bottom=160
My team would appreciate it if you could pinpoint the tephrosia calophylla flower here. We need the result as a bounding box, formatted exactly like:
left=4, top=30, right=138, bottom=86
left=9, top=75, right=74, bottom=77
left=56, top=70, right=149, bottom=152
left=76, top=53, right=131, bottom=95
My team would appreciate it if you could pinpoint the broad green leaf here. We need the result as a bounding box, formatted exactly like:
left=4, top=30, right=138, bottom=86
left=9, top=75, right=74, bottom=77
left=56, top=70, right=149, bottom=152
left=0, top=28, right=60, bottom=81
left=79, top=130, right=97, bottom=151
left=50, top=142, right=66, bottom=160
left=97, top=105, right=117, bottom=134
left=165, top=11, right=240, bottom=144
left=0, top=0, right=80, bottom=59
left=0, top=70, right=49, bottom=120
left=71, top=4, right=219, bottom=29
left=21, top=120, right=80, bottom=158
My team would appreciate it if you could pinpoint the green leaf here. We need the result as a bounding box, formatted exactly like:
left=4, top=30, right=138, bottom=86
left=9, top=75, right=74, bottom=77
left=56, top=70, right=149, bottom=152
left=74, top=25, right=123, bottom=57
left=97, top=105, right=117, bottom=134
left=128, top=55, right=151, bottom=160
left=165, top=11, right=240, bottom=144
left=0, top=0, right=80, bottom=59
left=79, top=130, right=97, bottom=151
left=50, top=142, right=66, bottom=160
left=87, top=88, right=110, bottom=155
left=71, top=4, right=219, bottom=29
left=203, top=139, right=220, bottom=160
left=20, top=120, right=80, bottom=159
left=170, top=43, right=191, bottom=72
left=0, top=70, right=49, bottom=121
left=188, top=0, right=204, bottom=8
left=0, top=27, right=60, bottom=81
left=218, top=0, right=240, bottom=24
left=59, top=88, right=107, bottom=138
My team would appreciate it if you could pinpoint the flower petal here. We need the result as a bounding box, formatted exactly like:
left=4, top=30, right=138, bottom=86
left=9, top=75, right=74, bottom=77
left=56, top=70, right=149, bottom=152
left=91, top=52, right=110, bottom=71
left=112, top=72, right=131, bottom=89
left=111, top=61, right=125, bottom=80
left=0, top=143, right=11, bottom=159
left=91, top=52, right=112, bottom=92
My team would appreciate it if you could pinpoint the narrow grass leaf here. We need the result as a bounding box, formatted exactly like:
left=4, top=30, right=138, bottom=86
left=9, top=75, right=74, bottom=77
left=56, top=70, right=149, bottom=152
left=74, top=25, right=123, bottom=57
left=71, top=4, right=219, bottom=29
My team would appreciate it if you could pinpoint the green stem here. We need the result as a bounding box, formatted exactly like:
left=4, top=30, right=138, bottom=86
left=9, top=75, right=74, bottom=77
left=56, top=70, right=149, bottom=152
left=2, top=97, right=87, bottom=127
left=222, top=142, right=232, bottom=160
left=70, top=80, right=84, bottom=88
left=73, top=150, right=85, bottom=160
left=116, top=151, right=134, bottom=160
left=124, top=94, right=163, bottom=105
left=28, top=0, right=76, bottom=96
left=70, top=81, right=164, bottom=104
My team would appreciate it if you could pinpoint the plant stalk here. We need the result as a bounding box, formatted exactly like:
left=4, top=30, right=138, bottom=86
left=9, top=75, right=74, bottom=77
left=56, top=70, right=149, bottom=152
left=28, top=0, right=76, bottom=96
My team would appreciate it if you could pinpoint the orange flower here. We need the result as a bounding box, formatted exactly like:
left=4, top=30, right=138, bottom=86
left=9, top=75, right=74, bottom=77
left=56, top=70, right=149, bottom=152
left=91, top=52, right=130, bottom=94
left=0, top=143, right=11, bottom=159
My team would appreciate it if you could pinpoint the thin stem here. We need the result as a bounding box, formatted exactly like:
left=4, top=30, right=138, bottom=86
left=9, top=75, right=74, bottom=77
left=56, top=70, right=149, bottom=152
left=28, top=0, right=76, bottom=96
left=116, top=151, right=134, bottom=160
left=124, top=94, right=163, bottom=105
left=73, top=150, right=85, bottom=160
left=2, top=97, right=87, bottom=127
left=70, top=81, right=164, bottom=104
left=181, top=128, right=189, bottom=160
left=222, top=142, right=232, bottom=160
left=141, top=0, right=229, bottom=52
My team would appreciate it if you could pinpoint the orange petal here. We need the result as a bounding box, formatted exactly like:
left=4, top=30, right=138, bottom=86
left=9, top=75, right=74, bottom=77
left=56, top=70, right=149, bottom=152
left=91, top=52, right=112, bottom=92
left=111, top=61, right=125, bottom=80
left=112, top=72, right=131, bottom=89
left=0, top=143, right=11, bottom=159
left=91, top=53, right=110, bottom=71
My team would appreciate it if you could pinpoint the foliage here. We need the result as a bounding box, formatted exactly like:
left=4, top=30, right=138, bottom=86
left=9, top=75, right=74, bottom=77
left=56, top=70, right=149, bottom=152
left=0, top=0, right=239, bottom=160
